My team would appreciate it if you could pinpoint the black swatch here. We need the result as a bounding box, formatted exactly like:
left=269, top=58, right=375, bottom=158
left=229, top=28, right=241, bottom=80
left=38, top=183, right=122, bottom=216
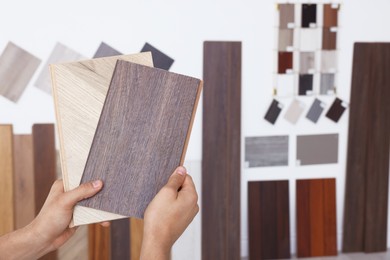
left=302, top=4, right=317, bottom=28
left=299, top=74, right=313, bottom=95
left=264, top=99, right=282, bottom=124
left=326, top=97, right=347, bottom=122
left=140, top=42, right=174, bottom=70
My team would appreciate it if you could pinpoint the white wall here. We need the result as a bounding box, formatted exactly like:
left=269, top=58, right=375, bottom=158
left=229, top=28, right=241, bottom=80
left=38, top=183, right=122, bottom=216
left=1, top=0, right=390, bottom=258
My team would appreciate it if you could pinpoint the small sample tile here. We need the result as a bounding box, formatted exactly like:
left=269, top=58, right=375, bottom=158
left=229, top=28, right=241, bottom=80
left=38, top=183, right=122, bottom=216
left=306, top=99, right=326, bottom=123
left=264, top=99, right=283, bottom=124
left=245, top=136, right=289, bottom=167
left=301, top=4, right=317, bottom=28
left=279, top=4, right=295, bottom=29
left=320, top=73, right=335, bottom=95
left=300, top=52, right=315, bottom=74
left=93, top=42, right=122, bottom=58
left=79, top=61, right=202, bottom=217
left=299, top=74, right=313, bottom=95
left=284, top=99, right=305, bottom=124
left=324, top=4, right=339, bottom=28
left=35, top=42, right=84, bottom=95
left=321, top=51, right=337, bottom=73
left=278, top=52, right=293, bottom=74
left=326, top=97, right=347, bottom=122
left=276, top=74, right=294, bottom=97
left=278, top=29, right=294, bottom=51
left=322, top=28, right=337, bottom=50
left=140, top=42, right=174, bottom=70
left=0, top=42, right=41, bottom=102
left=296, top=134, right=338, bottom=165
left=300, top=29, right=319, bottom=51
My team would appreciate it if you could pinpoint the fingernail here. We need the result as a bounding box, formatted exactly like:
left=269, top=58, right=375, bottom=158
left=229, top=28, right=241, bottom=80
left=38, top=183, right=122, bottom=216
left=92, top=180, right=102, bottom=188
left=176, top=166, right=187, bottom=176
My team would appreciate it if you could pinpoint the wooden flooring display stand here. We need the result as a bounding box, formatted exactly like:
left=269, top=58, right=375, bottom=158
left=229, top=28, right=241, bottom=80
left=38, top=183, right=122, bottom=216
left=342, top=43, right=390, bottom=253
left=202, top=41, right=241, bottom=260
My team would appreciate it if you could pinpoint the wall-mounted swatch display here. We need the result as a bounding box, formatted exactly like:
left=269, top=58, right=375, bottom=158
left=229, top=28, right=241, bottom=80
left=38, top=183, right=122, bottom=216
left=284, top=99, right=305, bottom=124
left=245, top=136, right=289, bottom=167
left=320, top=73, right=335, bottom=95
left=298, top=74, right=313, bottom=95
left=306, top=98, right=326, bottom=123
left=278, top=29, right=294, bottom=51
left=278, top=52, right=293, bottom=73
left=300, top=52, right=315, bottom=73
left=296, top=178, right=337, bottom=257
left=296, top=134, right=338, bottom=165
left=140, top=42, right=174, bottom=70
left=35, top=42, right=84, bottom=95
left=264, top=99, right=283, bottom=124
left=0, top=42, right=41, bottom=102
left=276, top=74, right=294, bottom=97
left=301, top=4, right=317, bottom=28
left=93, top=42, right=121, bottom=58
left=323, top=4, right=339, bottom=28
left=325, top=97, right=347, bottom=122
left=248, top=181, right=290, bottom=259
left=79, top=61, right=202, bottom=217
left=300, top=29, right=319, bottom=51
left=322, top=28, right=337, bottom=50
left=279, top=4, right=295, bottom=28
left=321, top=50, right=337, bottom=72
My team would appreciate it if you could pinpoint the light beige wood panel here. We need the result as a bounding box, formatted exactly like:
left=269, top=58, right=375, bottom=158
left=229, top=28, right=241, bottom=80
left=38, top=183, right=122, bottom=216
left=13, top=134, right=35, bottom=229
left=0, top=125, right=14, bottom=235
left=51, top=53, right=153, bottom=226
left=58, top=225, right=88, bottom=260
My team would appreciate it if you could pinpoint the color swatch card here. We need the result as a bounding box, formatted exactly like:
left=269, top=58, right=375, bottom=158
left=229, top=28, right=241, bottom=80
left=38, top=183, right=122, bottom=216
left=79, top=61, right=202, bottom=218
left=245, top=136, right=289, bottom=167
left=284, top=99, right=305, bottom=124
left=326, top=97, right=348, bottom=122
left=296, top=134, right=338, bottom=165
left=306, top=98, right=326, bottom=123
left=264, top=99, right=283, bottom=124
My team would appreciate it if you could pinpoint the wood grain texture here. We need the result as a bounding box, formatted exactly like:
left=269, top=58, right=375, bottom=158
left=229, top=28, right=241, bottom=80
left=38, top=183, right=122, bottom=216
left=0, top=125, right=14, bottom=236
left=297, top=179, right=337, bottom=257
left=35, top=42, right=84, bottom=95
left=202, top=41, right=241, bottom=260
left=140, top=42, right=174, bottom=70
left=93, top=42, right=122, bottom=58
left=32, top=124, right=57, bottom=260
left=322, top=29, right=337, bottom=50
left=245, top=136, right=289, bottom=167
left=79, top=61, right=202, bottom=217
left=279, top=4, right=295, bottom=29
left=278, top=52, right=293, bottom=74
left=0, top=42, right=41, bottom=102
left=110, top=218, right=130, bottom=260
left=13, top=134, right=35, bottom=229
left=248, top=181, right=290, bottom=259
left=323, top=4, right=339, bottom=28
left=284, top=99, right=305, bottom=124
left=51, top=53, right=153, bottom=226
left=343, top=43, right=390, bottom=253
left=89, top=224, right=110, bottom=260
left=131, top=218, right=144, bottom=260
left=58, top=225, right=88, bottom=260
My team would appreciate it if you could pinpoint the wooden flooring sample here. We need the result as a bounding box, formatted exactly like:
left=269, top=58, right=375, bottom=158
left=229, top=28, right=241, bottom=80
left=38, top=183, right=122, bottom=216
left=264, top=99, right=283, bottom=124
left=88, top=224, right=110, bottom=260
left=141, top=42, right=174, bottom=70
left=51, top=52, right=153, bottom=226
left=248, top=181, right=290, bottom=259
left=306, top=98, right=325, bottom=123
left=245, top=136, right=289, bottom=167
left=343, top=43, right=390, bottom=253
left=0, top=42, right=41, bottom=102
left=0, top=125, right=14, bottom=236
left=79, top=61, right=202, bottom=217
left=110, top=218, right=130, bottom=259
left=58, top=225, right=88, bottom=260
left=93, top=42, right=121, bottom=58
left=296, top=134, right=338, bottom=165
left=279, top=4, right=295, bottom=29
left=296, top=179, right=337, bottom=257
left=324, top=4, right=339, bottom=28
left=131, top=218, right=144, bottom=260
left=202, top=41, right=241, bottom=260
left=326, top=97, right=347, bottom=122
left=35, top=42, right=84, bottom=95
left=13, top=134, right=35, bottom=229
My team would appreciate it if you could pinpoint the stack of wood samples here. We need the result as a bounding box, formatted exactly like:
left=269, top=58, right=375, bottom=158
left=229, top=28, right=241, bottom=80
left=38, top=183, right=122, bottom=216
left=202, top=41, right=241, bottom=260
left=342, top=43, right=390, bottom=253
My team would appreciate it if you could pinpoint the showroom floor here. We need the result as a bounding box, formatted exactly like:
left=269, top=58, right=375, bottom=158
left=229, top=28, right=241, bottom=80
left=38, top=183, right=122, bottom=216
left=242, top=251, right=390, bottom=260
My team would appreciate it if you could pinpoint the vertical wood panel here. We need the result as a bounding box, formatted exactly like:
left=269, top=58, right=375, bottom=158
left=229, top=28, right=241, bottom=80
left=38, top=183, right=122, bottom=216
left=323, top=179, right=337, bottom=255
left=89, top=224, right=110, bottom=260
left=130, top=218, right=144, bottom=260
left=202, top=41, right=241, bottom=260
left=296, top=180, right=310, bottom=257
left=110, top=218, right=130, bottom=260
left=13, top=134, right=35, bottom=229
left=309, top=180, right=324, bottom=256
left=0, top=125, right=14, bottom=236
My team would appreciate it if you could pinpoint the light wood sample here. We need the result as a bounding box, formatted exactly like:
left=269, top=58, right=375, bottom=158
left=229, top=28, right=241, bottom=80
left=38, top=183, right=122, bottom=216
left=58, top=225, right=88, bottom=260
left=0, top=125, right=14, bottom=236
left=0, top=42, right=41, bottom=102
left=51, top=53, right=153, bottom=226
left=13, top=134, right=35, bottom=229
left=79, top=61, right=202, bottom=217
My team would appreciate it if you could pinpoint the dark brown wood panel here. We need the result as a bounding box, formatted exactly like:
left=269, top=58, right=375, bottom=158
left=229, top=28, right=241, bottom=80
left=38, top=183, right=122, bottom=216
left=89, top=224, right=110, bottom=260
left=296, top=180, right=311, bottom=258
left=79, top=61, right=202, bottom=217
left=110, top=218, right=130, bottom=260
left=309, top=179, right=325, bottom=256
left=323, top=179, right=337, bottom=255
left=248, top=181, right=290, bottom=260
left=202, top=41, right=241, bottom=260
left=32, top=124, right=57, bottom=260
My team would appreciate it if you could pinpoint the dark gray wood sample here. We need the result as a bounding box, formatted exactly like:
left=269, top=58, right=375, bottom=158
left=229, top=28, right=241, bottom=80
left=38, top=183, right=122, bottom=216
left=326, top=97, right=347, bottom=122
left=0, top=42, right=41, bottom=102
left=301, top=4, right=317, bottom=28
left=140, top=42, right=174, bottom=70
left=110, top=218, right=130, bottom=260
left=202, top=41, right=241, bottom=260
left=79, top=61, right=202, bottom=217
left=296, top=134, right=338, bottom=166
left=93, top=42, right=122, bottom=58
left=264, top=99, right=283, bottom=124
left=320, top=73, right=335, bottom=94
left=306, top=98, right=325, bottom=123
left=299, top=74, right=313, bottom=95
left=245, top=136, right=289, bottom=167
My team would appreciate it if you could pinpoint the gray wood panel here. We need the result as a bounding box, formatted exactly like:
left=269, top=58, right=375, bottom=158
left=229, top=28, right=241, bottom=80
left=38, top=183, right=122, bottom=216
left=245, top=136, right=289, bottom=167
left=306, top=98, right=325, bottom=123
left=296, top=134, right=338, bottom=166
left=93, top=42, right=122, bottom=58
left=320, top=73, right=335, bottom=95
